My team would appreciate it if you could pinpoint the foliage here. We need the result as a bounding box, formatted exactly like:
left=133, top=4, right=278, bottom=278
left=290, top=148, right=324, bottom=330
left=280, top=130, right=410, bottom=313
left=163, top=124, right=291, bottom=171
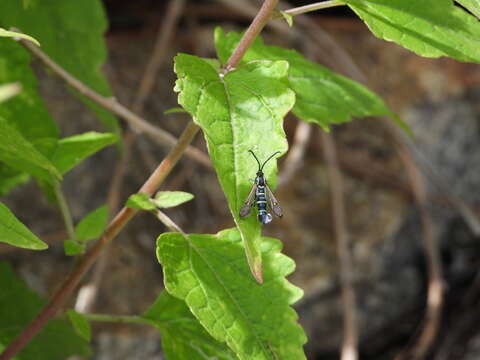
left=157, top=228, right=307, bottom=359
left=0, top=263, right=90, bottom=359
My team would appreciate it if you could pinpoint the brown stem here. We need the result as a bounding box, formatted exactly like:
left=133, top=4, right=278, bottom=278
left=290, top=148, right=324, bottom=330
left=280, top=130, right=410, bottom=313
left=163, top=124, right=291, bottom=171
left=225, top=0, right=279, bottom=70
left=14, top=30, right=210, bottom=168
left=0, top=121, right=200, bottom=360
left=321, top=132, right=358, bottom=360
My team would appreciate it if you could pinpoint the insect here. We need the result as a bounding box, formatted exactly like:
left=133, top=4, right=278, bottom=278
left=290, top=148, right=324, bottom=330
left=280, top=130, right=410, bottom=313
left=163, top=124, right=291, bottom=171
left=239, top=150, right=283, bottom=224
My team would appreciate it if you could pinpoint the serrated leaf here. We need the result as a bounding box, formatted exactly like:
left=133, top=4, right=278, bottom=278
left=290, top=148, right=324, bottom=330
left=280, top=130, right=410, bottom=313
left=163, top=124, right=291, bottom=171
left=67, top=310, right=91, bottom=342
left=0, top=27, right=39, bottom=46
left=0, top=263, right=91, bottom=359
left=0, top=202, right=47, bottom=250
left=143, top=291, right=236, bottom=359
left=174, top=53, right=293, bottom=282
left=75, top=205, right=108, bottom=242
left=0, top=0, right=118, bottom=131
left=63, top=239, right=85, bottom=256
left=50, top=132, right=118, bottom=174
left=0, top=82, right=21, bottom=103
left=457, top=0, right=480, bottom=19
left=215, top=28, right=399, bottom=131
left=126, top=193, right=157, bottom=211
left=0, top=116, right=61, bottom=181
left=345, top=0, right=480, bottom=64
left=153, top=191, right=194, bottom=208
left=157, top=228, right=307, bottom=360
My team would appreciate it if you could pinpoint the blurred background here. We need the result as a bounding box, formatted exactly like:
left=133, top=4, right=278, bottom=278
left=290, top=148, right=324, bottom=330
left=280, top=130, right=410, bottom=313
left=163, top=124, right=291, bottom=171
left=1, top=0, right=480, bottom=359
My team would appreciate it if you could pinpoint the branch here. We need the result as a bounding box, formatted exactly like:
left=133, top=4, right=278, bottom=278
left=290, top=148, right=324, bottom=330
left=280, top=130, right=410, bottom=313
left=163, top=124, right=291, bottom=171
left=14, top=30, right=211, bottom=169
left=52, top=180, right=76, bottom=243
left=321, top=131, right=358, bottom=360
left=225, top=0, right=279, bottom=70
left=0, top=121, right=200, bottom=360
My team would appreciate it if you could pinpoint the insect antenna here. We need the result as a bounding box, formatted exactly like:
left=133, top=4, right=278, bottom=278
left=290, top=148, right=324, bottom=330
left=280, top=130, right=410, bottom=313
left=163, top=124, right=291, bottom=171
left=260, top=151, right=281, bottom=171
left=248, top=150, right=262, bottom=171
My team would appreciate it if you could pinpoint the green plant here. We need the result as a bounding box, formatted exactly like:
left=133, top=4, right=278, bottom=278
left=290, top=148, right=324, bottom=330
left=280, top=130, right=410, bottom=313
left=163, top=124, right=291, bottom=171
left=0, top=0, right=479, bottom=359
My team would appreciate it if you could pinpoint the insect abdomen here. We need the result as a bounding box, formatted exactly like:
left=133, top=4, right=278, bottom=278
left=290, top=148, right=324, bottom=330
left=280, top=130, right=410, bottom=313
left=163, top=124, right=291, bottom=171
left=256, top=185, right=272, bottom=224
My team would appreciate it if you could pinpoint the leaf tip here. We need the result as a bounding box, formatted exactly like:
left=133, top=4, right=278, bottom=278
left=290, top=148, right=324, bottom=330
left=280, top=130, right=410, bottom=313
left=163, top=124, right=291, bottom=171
left=253, top=262, right=264, bottom=284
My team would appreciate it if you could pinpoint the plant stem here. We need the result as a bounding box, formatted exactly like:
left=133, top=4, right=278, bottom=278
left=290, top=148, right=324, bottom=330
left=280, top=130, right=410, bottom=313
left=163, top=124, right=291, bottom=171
left=225, top=0, right=279, bottom=70
left=52, top=180, right=76, bottom=243
left=14, top=30, right=211, bottom=169
left=278, top=0, right=345, bottom=18
left=0, top=121, right=200, bottom=360
left=84, top=313, right=152, bottom=326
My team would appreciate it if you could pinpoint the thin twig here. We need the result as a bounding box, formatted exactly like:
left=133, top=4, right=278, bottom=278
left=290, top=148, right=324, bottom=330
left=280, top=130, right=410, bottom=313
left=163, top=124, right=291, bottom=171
left=394, top=145, right=444, bottom=360
left=155, top=209, right=186, bottom=235
left=74, top=0, right=186, bottom=314
left=14, top=32, right=211, bottom=168
left=84, top=313, right=153, bottom=326
left=52, top=180, right=76, bottom=243
left=276, top=0, right=345, bottom=18
left=278, top=120, right=312, bottom=186
left=321, top=131, right=358, bottom=360
left=0, top=121, right=200, bottom=360
left=225, top=0, right=279, bottom=71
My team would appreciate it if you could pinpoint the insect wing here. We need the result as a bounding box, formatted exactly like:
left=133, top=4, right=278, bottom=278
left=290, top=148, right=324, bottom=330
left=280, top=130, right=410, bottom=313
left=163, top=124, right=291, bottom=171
left=239, top=184, right=257, bottom=218
left=265, top=183, right=283, bottom=218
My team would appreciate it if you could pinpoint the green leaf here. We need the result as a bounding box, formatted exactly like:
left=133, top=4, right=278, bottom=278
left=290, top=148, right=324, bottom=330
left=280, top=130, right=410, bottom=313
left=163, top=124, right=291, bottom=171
left=0, top=39, right=60, bottom=193
left=0, top=27, right=39, bottom=46
left=457, top=0, right=480, bottom=19
left=345, top=0, right=480, bottom=64
left=0, top=116, right=61, bottom=181
left=126, top=193, right=157, bottom=211
left=0, top=82, right=21, bottom=103
left=0, top=0, right=118, bottom=131
left=67, top=310, right=91, bottom=342
left=153, top=191, right=194, bottom=208
left=75, top=205, right=108, bottom=242
left=174, top=53, right=293, bottom=282
left=0, top=263, right=91, bottom=359
left=63, top=239, right=85, bottom=256
left=50, top=132, right=118, bottom=174
left=157, top=228, right=307, bottom=360
left=0, top=202, right=47, bottom=250
left=143, top=291, right=236, bottom=359
left=215, top=28, right=399, bottom=131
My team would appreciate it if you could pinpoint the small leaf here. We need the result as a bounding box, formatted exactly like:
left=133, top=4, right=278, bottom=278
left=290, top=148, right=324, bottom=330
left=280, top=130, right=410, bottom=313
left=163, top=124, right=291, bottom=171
left=215, top=28, right=401, bottom=131
left=75, top=205, right=108, bottom=242
left=174, top=53, right=293, bottom=282
left=152, top=191, right=194, bottom=208
left=63, top=239, right=85, bottom=256
left=157, top=228, right=307, bottom=359
left=143, top=291, right=236, bottom=359
left=0, top=27, right=40, bottom=46
left=67, top=310, right=91, bottom=342
left=164, top=106, right=187, bottom=115
left=0, top=202, right=47, bottom=250
left=0, top=82, right=21, bottom=103
left=50, top=132, right=118, bottom=174
left=0, top=116, right=61, bottom=181
left=126, top=193, right=156, bottom=211
left=279, top=11, right=293, bottom=27
left=456, top=0, right=480, bottom=20
left=345, top=0, right=480, bottom=64
left=0, top=263, right=91, bottom=359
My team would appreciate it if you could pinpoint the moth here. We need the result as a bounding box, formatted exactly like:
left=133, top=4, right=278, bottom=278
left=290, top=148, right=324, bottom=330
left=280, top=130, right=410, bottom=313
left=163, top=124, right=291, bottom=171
left=239, top=150, right=283, bottom=224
